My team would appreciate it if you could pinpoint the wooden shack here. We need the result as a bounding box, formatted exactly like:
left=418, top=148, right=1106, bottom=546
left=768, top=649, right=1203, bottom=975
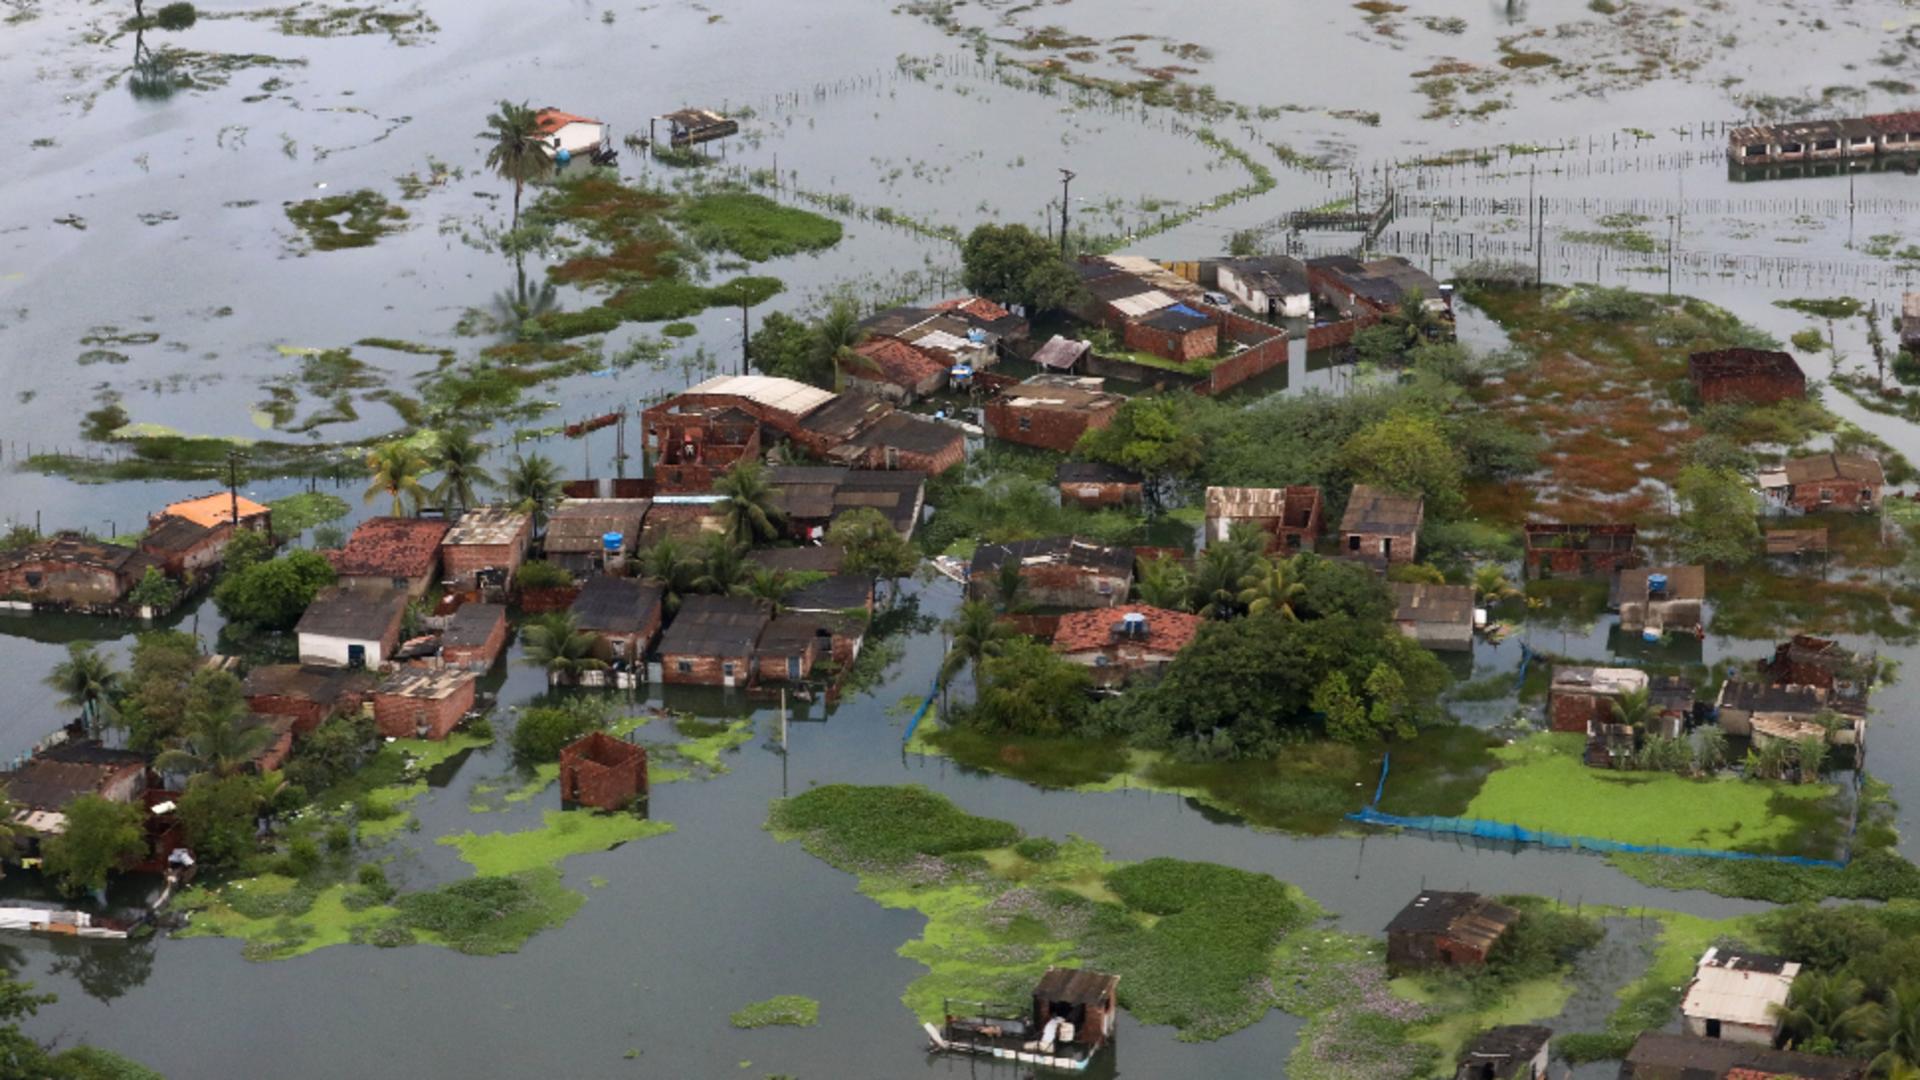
left=1385, top=891, right=1517, bottom=971
left=1454, top=1025, right=1551, bottom=1080
left=655, top=107, right=737, bottom=148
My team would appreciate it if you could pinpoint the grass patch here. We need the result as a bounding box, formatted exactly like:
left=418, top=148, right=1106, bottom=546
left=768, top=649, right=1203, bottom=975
left=285, top=189, right=407, bottom=251
left=438, top=809, right=672, bottom=876
left=767, top=784, right=1021, bottom=871
left=1774, top=297, right=1862, bottom=320
left=1610, top=847, right=1920, bottom=903
left=390, top=869, right=582, bottom=956
left=917, top=725, right=1130, bottom=788
left=730, top=995, right=820, bottom=1029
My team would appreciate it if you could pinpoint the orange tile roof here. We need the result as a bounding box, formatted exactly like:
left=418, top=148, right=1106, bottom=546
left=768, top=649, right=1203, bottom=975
left=846, top=337, right=947, bottom=388
left=164, top=493, right=270, bottom=529
left=931, top=295, right=1014, bottom=322
left=1052, top=605, right=1204, bottom=655
left=327, top=517, right=449, bottom=579
left=534, top=109, right=601, bottom=134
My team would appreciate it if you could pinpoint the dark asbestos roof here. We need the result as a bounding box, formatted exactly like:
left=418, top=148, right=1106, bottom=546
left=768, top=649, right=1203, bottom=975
left=756, top=613, right=829, bottom=656
left=1222, top=254, right=1309, bottom=296
left=140, top=516, right=214, bottom=554
left=546, top=499, right=650, bottom=554
left=443, top=603, right=507, bottom=647
left=970, top=536, right=1135, bottom=577
left=658, top=594, right=769, bottom=656
left=1719, top=680, right=1824, bottom=715
left=747, top=545, right=846, bottom=574
left=1057, top=462, right=1143, bottom=485
left=799, top=393, right=891, bottom=441
left=1341, top=485, right=1423, bottom=535
left=1455, top=1026, right=1551, bottom=1080
left=1624, top=1033, right=1865, bottom=1080
left=294, top=586, right=408, bottom=640
left=851, top=410, right=961, bottom=457
left=784, top=574, right=873, bottom=613
left=243, top=664, right=376, bottom=703
left=1385, top=891, right=1518, bottom=943
left=568, top=577, right=664, bottom=635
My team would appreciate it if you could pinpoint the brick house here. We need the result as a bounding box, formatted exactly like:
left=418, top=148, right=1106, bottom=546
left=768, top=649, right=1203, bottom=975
left=1123, top=304, right=1218, bottom=362
left=1308, top=255, right=1449, bottom=319
left=1621, top=1033, right=1865, bottom=1080
left=1051, top=605, right=1204, bottom=689
left=0, top=743, right=149, bottom=817
left=1522, top=523, right=1638, bottom=579
left=1767, top=452, right=1885, bottom=513
left=371, top=669, right=477, bottom=740
left=646, top=375, right=964, bottom=476
left=658, top=594, right=769, bottom=687
left=1390, top=582, right=1475, bottom=652
left=243, top=664, right=377, bottom=735
left=568, top=576, right=665, bottom=663
left=545, top=499, right=651, bottom=575
left=651, top=405, right=762, bottom=494
left=755, top=614, right=824, bottom=683
left=1612, top=566, right=1706, bottom=635
left=780, top=572, right=873, bottom=668
left=982, top=375, right=1125, bottom=452
left=928, top=294, right=1030, bottom=352
left=1205, top=485, right=1323, bottom=551
left=1217, top=255, right=1311, bottom=319
left=0, top=534, right=162, bottom=610
left=1339, top=486, right=1423, bottom=565
left=968, top=537, right=1135, bottom=608
left=295, top=586, right=409, bottom=668
left=1688, top=349, right=1807, bottom=405
left=1384, top=891, right=1518, bottom=972
left=440, top=507, right=532, bottom=589
left=328, top=517, right=449, bottom=597
left=1548, top=666, right=1650, bottom=734
left=840, top=336, right=949, bottom=403
left=138, top=517, right=227, bottom=578
left=766, top=466, right=926, bottom=541
left=440, top=602, right=510, bottom=670
left=1058, top=462, right=1145, bottom=510
left=558, top=731, right=648, bottom=810
left=1764, top=635, right=1870, bottom=699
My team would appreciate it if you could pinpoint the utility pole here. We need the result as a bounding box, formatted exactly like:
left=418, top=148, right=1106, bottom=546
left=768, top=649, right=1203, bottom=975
left=226, top=450, right=240, bottom=528
left=740, top=302, right=751, bottom=375
left=1535, top=196, right=1545, bottom=288
left=1058, top=169, right=1075, bottom=258
left=614, top=408, right=627, bottom=480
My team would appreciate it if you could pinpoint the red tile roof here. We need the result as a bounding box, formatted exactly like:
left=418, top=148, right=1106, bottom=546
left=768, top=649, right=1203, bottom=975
left=534, top=109, right=600, bottom=134
left=328, top=517, right=449, bottom=579
left=931, top=295, right=1014, bottom=322
left=845, top=336, right=947, bottom=388
left=1051, top=605, right=1204, bottom=655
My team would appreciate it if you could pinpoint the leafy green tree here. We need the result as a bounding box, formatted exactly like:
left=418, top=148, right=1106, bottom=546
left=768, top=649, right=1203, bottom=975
left=941, top=601, right=1012, bottom=703
left=114, top=631, right=200, bottom=753
left=223, top=527, right=273, bottom=571
left=973, top=637, right=1093, bottom=735
left=127, top=567, right=180, bottom=612
left=1364, top=662, right=1413, bottom=740
left=639, top=538, right=699, bottom=614
left=748, top=311, right=825, bottom=385
left=1135, top=555, right=1192, bottom=611
left=434, top=429, right=496, bottom=512
left=155, top=673, right=271, bottom=778
left=715, top=460, right=786, bottom=545
left=1797, top=734, right=1829, bottom=784
left=44, top=644, right=121, bottom=737
left=693, top=535, right=752, bottom=595
left=826, top=508, right=917, bottom=600
left=1472, top=564, right=1519, bottom=604
left=1239, top=557, right=1305, bottom=619
left=959, top=223, right=1083, bottom=314
left=284, top=712, right=376, bottom=795
left=509, top=699, right=604, bottom=763
left=1340, top=410, right=1465, bottom=518
left=364, top=441, right=433, bottom=516
left=504, top=452, right=564, bottom=528
left=1772, top=970, right=1865, bottom=1054
left=519, top=612, right=605, bottom=685
left=212, top=550, right=336, bottom=630
left=1312, top=671, right=1368, bottom=743
left=1697, top=727, right=1730, bottom=773
left=478, top=100, right=553, bottom=230
left=1674, top=464, right=1760, bottom=567
left=41, top=796, right=146, bottom=898
left=1293, top=553, right=1395, bottom=623
left=1073, top=396, right=1205, bottom=501
left=176, top=774, right=266, bottom=869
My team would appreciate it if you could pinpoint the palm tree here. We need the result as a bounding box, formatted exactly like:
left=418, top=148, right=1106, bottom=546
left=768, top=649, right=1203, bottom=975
left=1193, top=537, right=1260, bottom=620
left=1774, top=971, right=1866, bottom=1052
left=638, top=538, right=699, bottom=614
left=434, top=429, right=496, bottom=512
left=519, top=612, right=606, bottom=686
left=812, top=299, right=863, bottom=389
left=155, top=706, right=274, bottom=779
left=715, top=461, right=786, bottom=545
left=478, top=100, right=553, bottom=231
left=1472, top=564, right=1519, bottom=605
left=1135, top=556, right=1192, bottom=611
left=1238, top=556, right=1305, bottom=619
left=693, top=535, right=751, bottom=595
left=1609, top=686, right=1654, bottom=732
left=941, top=600, right=1011, bottom=706
left=993, top=560, right=1025, bottom=614
left=743, top=567, right=794, bottom=609
left=1850, top=983, right=1920, bottom=1077
left=45, top=644, right=120, bottom=738
left=364, top=441, right=432, bottom=517
left=504, top=452, right=563, bottom=529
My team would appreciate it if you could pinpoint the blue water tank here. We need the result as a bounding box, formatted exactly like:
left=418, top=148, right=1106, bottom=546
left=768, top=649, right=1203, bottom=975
left=602, top=531, right=624, bottom=553
left=967, top=328, right=986, bottom=343
left=557, top=148, right=572, bottom=164
left=1647, top=572, right=1668, bottom=594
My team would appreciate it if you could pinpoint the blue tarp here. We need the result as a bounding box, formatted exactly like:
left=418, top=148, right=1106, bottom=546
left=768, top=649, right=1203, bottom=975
left=1166, top=302, right=1205, bottom=318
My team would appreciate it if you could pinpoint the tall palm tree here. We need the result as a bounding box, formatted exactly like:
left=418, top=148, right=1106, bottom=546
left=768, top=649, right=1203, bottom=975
left=715, top=461, right=786, bottom=545
left=941, top=600, right=1011, bottom=705
left=812, top=299, right=863, bottom=389
left=1849, top=983, right=1920, bottom=1077
left=638, top=538, right=699, bottom=614
left=693, top=535, right=751, bottom=595
left=743, top=567, right=794, bottom=609
left=504, top=452, right=563, bottom=529
left=1774, top=971, right=1866, bottom=1051
left=478, top=100, right=553, bottom=231
left=45, top=643, right=121, bottom=738
left=1472, top=564, right=1519, bottom=605
left=1135, top=555, right=1192, bottom=611
left=1238, top=557, right=1305, bottom=619
left=519, top=612, right=606, bottom=686
left=434, top=429, right=496, bottom=512
left=364, top=441, right=432, bottom=517
left=155, top=706, right=274, bottom=779
left=1193, top=539, right=1260, bottom=620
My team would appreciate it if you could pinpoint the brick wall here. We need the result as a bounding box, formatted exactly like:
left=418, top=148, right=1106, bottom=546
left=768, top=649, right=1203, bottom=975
left=1695, top=372, right=1806, bottom=405
left=1199, top=334, right=1287, bottom=395
left=516, top=585, right=582, bottom=614
left=1306, top=311, right=1383, bottom=351
left=373, top=681, right=476, bottom=740
left=247, top=694, right=331, bottom=736
left=443, top=615, right=511, bottom=671
left=1788, top=484, right=1877, bottom=512
left=558, top=733, right=647, bottom=810
left=755, top=641, right=817, bottom=684
left=661, top=652, right=753, bottom=687
left=0, top=561, right=130, bottom=607
left=1525, top=549, right=1637, bottom=578
left=1122, top=319, right=1217, bottom=362
left=442, top=537, right=527, bottom=588
left=983, top=403, right=1103, bottom=453
left=1059, top=481, right=1143, bottom=510
left=1549, top=691, right=1609, bottom=734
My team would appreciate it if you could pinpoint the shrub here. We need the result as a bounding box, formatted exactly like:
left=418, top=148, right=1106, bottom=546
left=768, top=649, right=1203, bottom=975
left=1557, top=1031, right=1635, bottom=1063
left=284, top=837, right=322, bottom=878
left=510, top=699, right=604, bottom=763
left=155, top=2, right=197, bottom=29
left=1014, top=837, right=1061, bottom=862
left=767, top=784, right=1021, bottom=870
left=325, top=823, right=352, bottom=854
left=515, top=559, right=573, bottom=590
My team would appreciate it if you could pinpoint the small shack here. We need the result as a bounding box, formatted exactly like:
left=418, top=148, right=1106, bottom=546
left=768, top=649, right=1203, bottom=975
left=1521, top=523, right=1637, bottom=579
left=1454, top=1026, right=1551, bottom=1080
left=926, top=968, right=1119, bottom=1072
left=968, top=537, right=1135, bottom=609
left=654, top=107, right=738, bottom=148
left=1385, top=891, right=1518, bottom=972
left=982, top=375, right=1126, bottom=453
left=1621, top=1033, right=1865, bottom=1080
left=0, top=534, right=161, bottom=610
left=440, top=603, right=509, bottom=671
left=295, top=586, right=409, bottom=668
left=1613, top=566, right=1706, bottom=636
left=1057, top=463, right=1145, bottom=511
left=658, top=595, right=768, bottom=687
left=1768, top=452, right=1885, bottom=513
left=558, top=731, right=647, bottom=810
left=1051, top=606, right=1205, bottom=689
left=1205, top=485, right=1324, bottom=551
left=1218, top=254, right=1311, bottom=319
left=371, top=669, right=477, bottom=740
left=1680, top=947, right=1800, bottom=1045
left=1715, top=681, right=1861, bottom=747
left=1340, top=485, right=1423, bottom=565
left=1390, top=582, right=1476, bottom=652
left=568, top=576, right=665, bottom=663
left=327, top=517, right=449, bottom=597
left=1031, top=335, right=1092, bottom=373
left=1548, top=666, right=1650, bottom=734
left=440, top=507, right=532, bottom=589
left=1688, top=348, right=1807, bottom=405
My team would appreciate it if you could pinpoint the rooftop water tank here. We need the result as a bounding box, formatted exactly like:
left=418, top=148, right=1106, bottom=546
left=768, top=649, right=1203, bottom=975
left=602, top=531, right=624, bottom=554
left=1647, top=572, right=1668, bottom=595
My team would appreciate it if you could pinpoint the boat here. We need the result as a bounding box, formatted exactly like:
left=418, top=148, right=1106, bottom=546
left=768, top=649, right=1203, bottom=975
left=923, top=968, right=1119, bottom=1073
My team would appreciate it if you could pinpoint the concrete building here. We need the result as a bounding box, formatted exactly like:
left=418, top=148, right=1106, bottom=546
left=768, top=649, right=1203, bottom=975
left=328, top=517, right=449, bottom=597
left=1340, top=486, right=1423, bottom=565
left=1453, top=1026, right=1551, bottom=1080
left=295, top=586, right=409, bottom=668
left=765, top=466, right=926, bottom=541
left=371, top=668, right=477, bottom=740
left=1680, top=948, right=1800, bottom=1045
left=1548, top=666, right=1651, bottom=734
left=1727, top=111, right=1920, bottom=165
left=982, top=375, right=1126, bottom=453
left=1217, top=255, right=1311, bottom=319
left=545, top=499, right=651, bottom=574
left=440, top=507, right=532, bottom=589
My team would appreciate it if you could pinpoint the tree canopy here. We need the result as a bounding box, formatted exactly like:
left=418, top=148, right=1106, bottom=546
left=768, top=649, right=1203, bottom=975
left=213, top=550, right=336, bottom=631
left=41, top=796, right=146, bottom=898
left=1340, top=410, right=1465, bottom=518
left=1673, top=463, right=1761, bottom=566
left=960, top=223, right=1082, bottom=314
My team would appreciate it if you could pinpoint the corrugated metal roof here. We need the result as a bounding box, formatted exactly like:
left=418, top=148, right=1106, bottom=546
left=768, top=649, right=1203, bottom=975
left=1108, top=290, right=1177, bottom=318
left=1681, top=948, right=1800, bottom=1027
left=681, top=375, right=836, bottom=418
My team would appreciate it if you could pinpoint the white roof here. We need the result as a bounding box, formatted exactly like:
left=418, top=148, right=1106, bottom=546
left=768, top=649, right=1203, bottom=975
left=914, top=329, right=985, bottom=355
left=681, top=375, right=835, bottom=418
left=1551, top=666, right=1648, bottom=696
left=1680, top=947, right=1799, bottom=1026
left=1109, top=290, right=1176, bottom=319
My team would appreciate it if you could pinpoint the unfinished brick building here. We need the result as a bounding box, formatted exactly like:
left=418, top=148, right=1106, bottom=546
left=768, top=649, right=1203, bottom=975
left=982, top=376, right=1125, bottom=452
left=1522, top=523, right=1638, bottom=579
left=371, top=669, right=477, bottom=740
left=1688, top=349, right=1807, bottom=405
left=439, top=507, right=532, bottom=589
left=558, top=731, right=648, bottom=810
left=1205, top=486, right=1324, bottom=551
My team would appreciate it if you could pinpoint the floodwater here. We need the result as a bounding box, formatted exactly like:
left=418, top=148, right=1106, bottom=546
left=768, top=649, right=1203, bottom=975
left=1, top=0, right=1918, bottom=1075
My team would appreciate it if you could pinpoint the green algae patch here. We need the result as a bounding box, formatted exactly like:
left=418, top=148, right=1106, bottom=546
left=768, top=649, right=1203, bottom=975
left=1273, top=930, right=1442, bottom=1080
left=275, top=4, right=438, bottom=44
left=674, top=191, right=843, bottom=262
left=668, top=717, right=755, bottom=772
left=286, top=189, right=408, bottom=251
left=176, top=877, right=395, bottom=961
left=1465, top=733, right=1839, bottom=856
left=730, top=995, right=820, bottom=1029
left=266, top=492, right=349, bottom=535
left=439, top=809, right=671, bottom=876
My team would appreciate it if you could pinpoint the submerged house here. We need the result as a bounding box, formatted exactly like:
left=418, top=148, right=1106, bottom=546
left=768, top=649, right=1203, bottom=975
left=1688, top=348, right=1806, bottom=406
left=544, top=499, right=651, bottom=574
left=656, top=107, right=737, bottom=148
left=568, top=576, right=665, bottom=664
left=0, top=535, right=161, bottom=610
left=1390, top=582, right=1475, bottom=652
left=968, top=537, right=1135, bottom=609
left=1385, top=891, right=1518, bottom=972
left=1217, top=255, right=1311, bottom=319
left=1058, top=463, right=1145, bottom=511
left=1715, top=681, right=1862, bottom=748
left=840, top=336, right=949, bottom=403
left=533, top=108, right=609, bottom=160
left=765, top=466, right=926, bottom=541
left=1340, top=486, right=1423, bottom=565
left=1548, top=666, right=1651, bottom=735
left=1762, top=452, right=1885, bottom=513
left=646, top=375, right=965, bottom=476
left=138, top=517, right=226, bottom=579
left=1727, top=111, right=1920, bottom=165
left=1051, top=606, right=1205, bottom=689
left=328, top=517, right=449, bottom=597
left=1521, top=523, right=1637, bottom=579
left=1454, top=1026, right=1551, bottom=1080
left=1613, top=566, right=1706, bottom=636
left=153, top=492, right=272, bottom=536
left=295, top=586, right=409, bottom=668
left=1680, top=947, right=1800, bottom=1045
left=658, top=595, right=769, bottom=688
left=1, top=743, right=149, bottom=821
left=927, top=968, right=1120, bottom=1073
left=1205, top=485, right=1323, bottom=551
left=1764, top=634, right=1871, bottom=701
left=651, top=403, right=762, bottom=494
left=440, top=602, right=510, bottom=671
left=1308, top=255, right=1450, bottom=319
left=982, top=376, right=1126, bottom=453
left=243, top=664, right=376, bottom=735
left=439, top=507, right=532, bottom=589
left=1622, top=1032, right=1865, bottom=1080
left=371, top=669, right=477, bottom=740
